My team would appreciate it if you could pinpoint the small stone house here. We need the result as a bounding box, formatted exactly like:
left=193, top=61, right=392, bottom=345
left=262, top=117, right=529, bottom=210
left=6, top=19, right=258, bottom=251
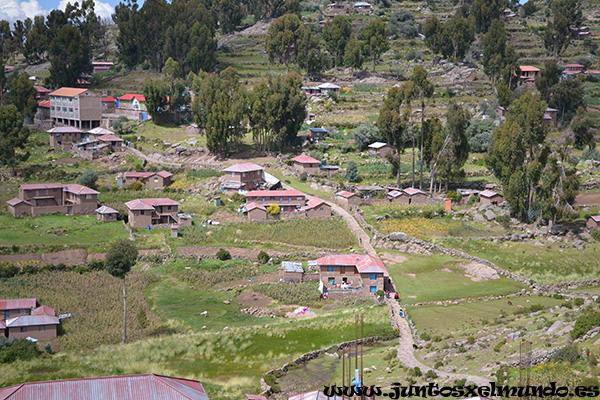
left=517, top=66, right=540, bottom=84
left=279, top=261, right=304, bottom=283
left=387, top=187, right=427, bottom=204
left=586, top=215, right=600, bottom=229
left=367, top=142, right=393, bottom=158
left=96, top=205, right=118, bottom=222
left=243, top=202, right=268, bottom=220
left=317, top=254, right=387, bottom=297
left=300, top=198, right=332, bottom=219
left=479, top=190, right=504, bottom=205
left=336, top=190, right=361, bottom=209
left=293, top=154, right=321, bottom=174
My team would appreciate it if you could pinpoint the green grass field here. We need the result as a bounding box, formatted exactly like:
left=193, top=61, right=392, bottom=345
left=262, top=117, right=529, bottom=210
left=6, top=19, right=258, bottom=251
left=0, top=215, right=129, bottom=253
left=385, top=253, right=526, bottom=304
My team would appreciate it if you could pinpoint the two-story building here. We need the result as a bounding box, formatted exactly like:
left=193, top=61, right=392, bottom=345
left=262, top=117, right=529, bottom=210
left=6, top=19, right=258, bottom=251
left=48, top=126, right=87, bottom=150
left=517, top=66, right=540, bottom=84
left=223, top=163, right=265, bottom=191
left=244, top=190, right=306, bottom=212
left=125, top=198, right=182, bottom=228
left=6, top=183, right=99, bottom=217
left=0, top=299, right=60, bottom=340
left=317, top=254, right=388, bottom=297
left=123, top=171, right=173, bottom=189
left=49, top=87, right=102, bottom=129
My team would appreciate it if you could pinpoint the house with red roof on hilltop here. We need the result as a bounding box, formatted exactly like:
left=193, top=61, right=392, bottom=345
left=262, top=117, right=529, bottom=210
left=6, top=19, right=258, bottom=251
left=123, top=170, right=174, bottom=188
left=0, top=374, right=210, bottom=400
left=293, top=154, right=321, bottom=174
left=125, top=198, right=184, bottom=228
left=0, top=299, right=60, bottom=340
left=6, top=183, right=99, bottom=217
left=223, top=162, right=265, bottom=191
left=317, top=255, right=390, bottom=297
left=517, top=66, right=540, bottom=84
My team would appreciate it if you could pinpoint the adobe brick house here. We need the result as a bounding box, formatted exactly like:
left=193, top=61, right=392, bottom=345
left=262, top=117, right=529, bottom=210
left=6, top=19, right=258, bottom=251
left=586, top=215, right=600, bottom=229
left=6, top=183, right=98, bottom=217
left=48, top=126, right=86, bottom=150
left=279, top=261, right=304, bottom=283
left=367, top=142, right=393, bottom=158
left=479, top=190, right=504, bottom=205
left=125, top=198, right=181, bottom=228
left=317, top=254, right=387, bottom=297
left=244, top=190, right=306, bottom=212
left=124, top=171, right=174, bottom=188
left=98, top=134, right=123, bottom=151
left=49, top=87, right=101, bottom=129
left=243, top=202, right=268, bottom=220
left=544, top=108, right=558, bottom=127
left=336, top=190, right=361, bottom=209
left=223, top=163, right=264, bottom=191
left=0, top=299, right=60, bottom=340
left=96, top=205, right=118, bottom=222
left=293, top=154, right=321, bottom=174
left=300, top=198, right=332, bottom=218
left=387, top=187, right=427, bottom=204
left=0, top=374, right=210, bottom=400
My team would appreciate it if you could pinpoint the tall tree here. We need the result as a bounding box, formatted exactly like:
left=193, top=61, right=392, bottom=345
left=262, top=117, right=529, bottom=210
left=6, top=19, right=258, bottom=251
left=8, top=75, right=37, bottom=122
left=142, top=77, right=169, bottom=122
left=0, top=55, right=5, bottom=106
left=113, top=0, right=142, bottom=69
left=218, top=0, right=245, bottom=34
left=570, top=106, right=594, bottom=150
left=105, top=239, right=138, bottom=345
left=343, top=35, right=364, bottom=72
left=538, top=151, right=579, bottom=221
left=188, top=22, right=218, bottom=73
left=472, top=0, right=507, bottom=33
left=48, top=25, right=92, bottom=86
left=359, top=18, right=389, bottom=72
left=543, top=0, right=582, bottom=57
left=297, top=28, right=330, bottom=76
left=441, top=102, right=470, bottom=190
left=551, top=75, right=585, bottom=125
left=265, top=13, right=305, bottom=74
left=535, top=59, right=561, bottom=103
left=323, top=16, right=352, bottom=69
left=487, top=92, right=549, bottom=221
left=23, top=16, right=48, bottom=64
left=0, top=105, right=30, bottom=176
left=482, top=19, right=518, bottom=89
left=410, top=66, right=435, bottom=189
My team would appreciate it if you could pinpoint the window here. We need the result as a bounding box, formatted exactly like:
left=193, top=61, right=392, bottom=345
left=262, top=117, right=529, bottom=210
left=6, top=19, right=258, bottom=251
left=288, top=197, right=291, bottom=203
left=20, top=327, right=27, bottom=332
left=231, top=172, right=235, bottom=177
left=62, top=107, right=67, bottom=112
left=39, top=326, right=46, bottom=331
left=327, top=266, right=334, bottom=272
left=297, top=197, right=303, bottom=200
left=242, top=173, right=246, bottom=177
left=154, top=178, right=158, bottom=183
left=328, top=277, right=335, bottom=284
left=86, top=194, right=91, bottom=200
left=369, top=273, right=377, bottom=280
left=140, top=210, right=145, bottom=215
left=167, top=206, right=171, bottom=210
left=51, top=106, right=55, bottom=110
left=280, top=197, right=283, bottom=203
left=69, top=108, right=73, bottom=112
left=4, top=310, right=9, bottom=320
left=370, top=286, right=377, bottom=293
left=340, top=266, right=346, bottom=274
left=270, top=196, right=275, bottom=200
left=35, top=190, right=39, bottom=197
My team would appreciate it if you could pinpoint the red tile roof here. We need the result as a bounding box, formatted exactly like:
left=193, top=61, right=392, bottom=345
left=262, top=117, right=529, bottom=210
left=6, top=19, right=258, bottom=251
left=20, top=183, right=64, bottom=191
left=49, top=87, right=88, bottom=97
left=6, top=198, right=32, bottom=207
left=518, top=66, right=540, bottom=72
left=118, top=93, right=146, bottom=102
left=565, top=64, right=585, bottom=68
left=31, top=306, right=56, bottom=316
left=246, top=202, right=267, bottom=211
left=102, top=95, right=115, bottom=102
left=63, top=184, right=99, bottom=195
left=0, top=299, right=36, bottom=310
left=300, top=198, right=327, bottom=211
left=0, top=374, right=209, bottom=400
left=38, top=100, right=50, bottom=108
left=480, top=190, right=501, bottom=198
left=125, top=198, right=180, bottom=210
left=223, top=162, right=264, bottom=173
left=292, top=154, right=320, bottom=164
left=336, top=190, right=357, bottom=198
left=47, top=126, right=83, bottom=133
left=245, top=190, right=305, bottom=197
left=316, top=254, right=387, bottom=274
left=98, top=134, right=123, bottom=142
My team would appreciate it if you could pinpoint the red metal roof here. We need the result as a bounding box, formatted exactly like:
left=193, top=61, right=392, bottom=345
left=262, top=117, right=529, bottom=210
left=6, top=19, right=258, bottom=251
left=316, top=254, right=387, bottom=274
left=118, top=93, right=146, bottom=102
left=0, top=299, right=36, bottom=311
left=99, top=134, right=123, bottom=142
left=292, top=154, right=320, bottom=164
left=125, top=172, right=155, bottom=178
left=125, top=198, right=180, bottom=210
left=156, top=170, right=173, bottom=178
left=245, top=190, right=305, bottom=197
left=336, top=190, right=357, bottom=198
left=34, top=86, right=51, bottom=93
left=38, top=100, right=50, bottom=108
left=518, top=66, right=540, bottom=72
left=245, top=395, right=268, bottom=400
left=300, top=198, right=327, bottom=211
left=403, top=187, right=426, bottom=196
left=223, top=162, right=264, bottom=173
left=32, top=306, right=56, bottom=316
left=102, top=95, right=115, bottom=102
left=565, top=64, right=585, bottom=68
left=63, top=184, right=99, bottom=195
left=245, top=202, right=267, bottom=211
left=0, top=374, right=209, bottom=400
left=6, top=198, right=32, bottom=207
left=5, top=315, right=59, bottom=327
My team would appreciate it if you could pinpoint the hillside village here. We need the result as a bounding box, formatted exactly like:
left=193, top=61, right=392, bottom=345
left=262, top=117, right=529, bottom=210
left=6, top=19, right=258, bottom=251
left=0, top=0, right=600, bottom=399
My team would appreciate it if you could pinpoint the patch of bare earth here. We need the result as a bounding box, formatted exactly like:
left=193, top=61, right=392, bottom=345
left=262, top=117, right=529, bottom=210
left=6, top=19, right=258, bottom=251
left=236, top=291, right=273, bottom=307
left=457, top=262, right=500, bottom=282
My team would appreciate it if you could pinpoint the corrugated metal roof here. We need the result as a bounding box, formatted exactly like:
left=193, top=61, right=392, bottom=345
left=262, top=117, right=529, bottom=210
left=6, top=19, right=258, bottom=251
left=0, top=374, right=209, bottom=400
left=368, top=142, right=388, bottom=149
left=20, top=183, right=64, bottom=190
left=292, top=154, right=320, bottom=164
left=64, top=184, right=99, bottom=195
left=245, top=202, right=267, bottom=211
left=47, top=126, right=83, bottom=133
left=6, top=198, right=32, bottom=207
left=336, top=190, right=356, bottom=199
left=317, top=83, right=340, bottom=89
left=126, top=198, right=180, bottom=210
left=403, top=187, right=426, bottom=196
left=0, top=299, right=36, bottom=310
left=518, top=66, right=540, bottom=72
left=316, top=255, right=386, bottom=274
left=590, top=215, right=600, bottom=222
left=6, top=315, right=59, bottom=327
left=96, top=205, right=118, bottom=215
left=245, top=190, right=305, bottom=197
left=308, top=127, right=328, bottom=133
left=479, top=190, right=499, bottom=198
left=223, top=162, right=264, bottom=173
left=88, top=127, right=115, bottom=135
left=31, top=306, right=56, bottom=316
left=282, top=261, right=304, bottom=273
left=98, top=134, right=123, bottom=142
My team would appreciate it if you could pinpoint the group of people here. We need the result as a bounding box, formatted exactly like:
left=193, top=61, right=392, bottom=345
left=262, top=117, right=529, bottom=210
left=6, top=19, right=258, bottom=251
left=385, top=291, right=400, bottom=301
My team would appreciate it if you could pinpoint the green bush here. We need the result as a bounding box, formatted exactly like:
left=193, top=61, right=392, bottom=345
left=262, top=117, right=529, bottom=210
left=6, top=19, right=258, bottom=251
left=553, top=345, right=580, bottom=363
left=446, top=191, right=461, bottom=202
left=299, top=172, right=308, bottom=182
left=420, top=332, right=431, bottom=341
left=79, top=169, right=99, bottom=190
left=129, top=181, right=142, bottom=190
left=591, top=230, right=600, bottom=241
left=412, top=366, right=422, bottom=377
left=434, top=361, right=443, bottom=368
left=467, top=336, right=475, bottom=344
left=467, top=195, right=480, bottom=207
left=572, top=309, right=600, bottom=339
left=0, top=338, right=42, bottom=363
left=574, top=298, right=584, bottom=306
left=257, top=251, right=270, bottom=264
left=216, top=248, right=232, bottom=261
left=454, top=379, right=466, bottom=387
left=376, top=290, right=385, bottom=296
left=424, top=370, right=438, bottom=379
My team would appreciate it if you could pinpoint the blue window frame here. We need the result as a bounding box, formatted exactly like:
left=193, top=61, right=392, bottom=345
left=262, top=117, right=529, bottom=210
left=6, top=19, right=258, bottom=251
left=370, top=286, right=377, bottom=293
left=327, top=266, right=334, bottom=272
left=369, top=273, right=377, bottom=280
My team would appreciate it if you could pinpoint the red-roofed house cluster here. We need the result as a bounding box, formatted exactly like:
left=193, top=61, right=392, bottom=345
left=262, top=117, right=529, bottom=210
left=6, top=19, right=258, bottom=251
left=317, top=254, right=391, bottom=298
left=0, top=299, right=60, bottom=341
left=6, top=183, right=99, bottom=218
left=386, top=187, right=427, bottom=204
left=120, top=170, right=174, bottom=189
left=125, top=198, right=191, bottom=229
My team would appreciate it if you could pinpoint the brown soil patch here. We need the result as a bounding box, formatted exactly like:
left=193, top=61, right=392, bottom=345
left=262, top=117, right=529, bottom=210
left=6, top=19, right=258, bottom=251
left=209, top=209, right=241, bottom=223
left=236, top=291, right=273, bottom=307
left=56, top=157, right=78, bottom=165
left=575, top=193, right=600, bottom=205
